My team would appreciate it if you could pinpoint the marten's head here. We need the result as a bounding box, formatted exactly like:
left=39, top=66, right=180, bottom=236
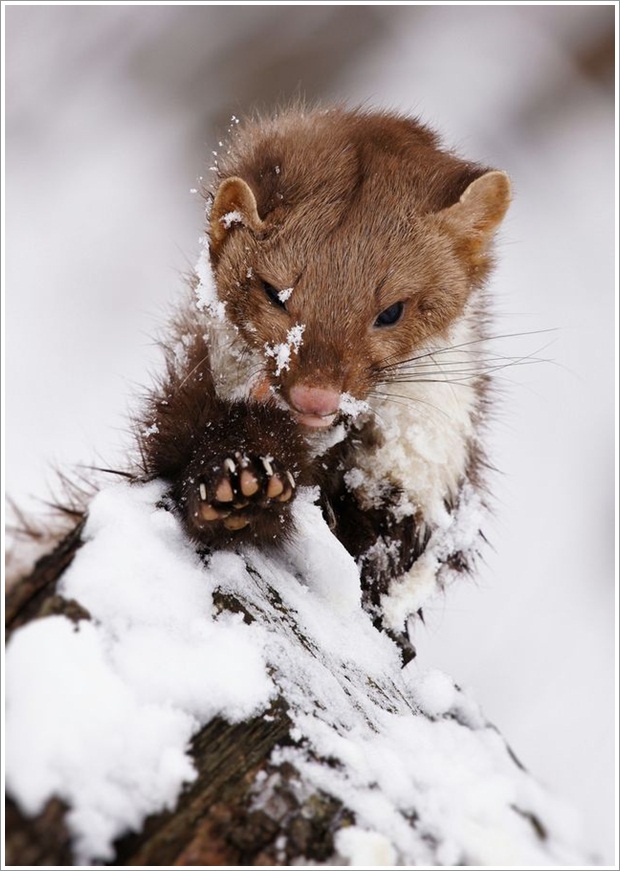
left=207, top=108, right=511, bottom=429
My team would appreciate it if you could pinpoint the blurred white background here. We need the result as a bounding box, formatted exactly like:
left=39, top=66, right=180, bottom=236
left=5, top=5, right=616, bottom=863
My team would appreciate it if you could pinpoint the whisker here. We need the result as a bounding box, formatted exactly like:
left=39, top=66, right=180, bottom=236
left=368, top=389, right=453, bottom=422
left=386, top=339, right=555, bottom=391
left=378, top=328, right=557, bottom=373
left=383, top=354, right=551, bottom=386
left=82, top=466, right=136, bottom=480
left=382, top=378, right=483, bottom=387
left=176, top=351, right=212, bottom=391
left=393, top=353, right=551, bottom=371
left=427, top=349, right=461, bottom=409
left=390, top=358, right=547, bottom=379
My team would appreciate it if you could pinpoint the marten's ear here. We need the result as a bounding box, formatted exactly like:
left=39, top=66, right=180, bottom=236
left=209, top=177, right=265, bottom=257
left=440, top=170, right=511, bottom=246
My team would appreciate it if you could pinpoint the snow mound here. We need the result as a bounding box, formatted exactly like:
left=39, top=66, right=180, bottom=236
left=6, top=481, right=588, bottom=865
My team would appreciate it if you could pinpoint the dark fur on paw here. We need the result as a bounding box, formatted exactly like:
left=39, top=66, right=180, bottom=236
left=188, top=452, right=296, bottom=533
left=166, top=399, right=310, bottom=547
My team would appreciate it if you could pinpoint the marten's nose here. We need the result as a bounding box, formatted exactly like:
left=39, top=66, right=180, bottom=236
left=289, top=385, right=340, bottom=428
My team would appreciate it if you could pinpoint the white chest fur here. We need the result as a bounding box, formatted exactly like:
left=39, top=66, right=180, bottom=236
left=363, top=300, right=487, bottom=629
left=365, top=303, right=482, bottom=525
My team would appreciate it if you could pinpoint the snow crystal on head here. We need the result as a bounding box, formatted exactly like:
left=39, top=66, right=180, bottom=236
left=264, top=323, right=305, bottom=376
left=220, top=210, right=243, bottom=230
left=277, top=286, right=293, bottom=304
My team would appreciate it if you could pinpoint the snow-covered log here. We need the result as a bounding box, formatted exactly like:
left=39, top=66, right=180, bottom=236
left=5, top=481, right=588, bottom=866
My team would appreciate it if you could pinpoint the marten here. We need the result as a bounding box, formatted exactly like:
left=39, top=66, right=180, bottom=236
left=136, top=105, right=511, bottom=660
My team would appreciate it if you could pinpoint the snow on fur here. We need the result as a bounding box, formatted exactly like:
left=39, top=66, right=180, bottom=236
left=264, top=322, right=306, bottom=376
left=6, top=482, right=587, bottom=864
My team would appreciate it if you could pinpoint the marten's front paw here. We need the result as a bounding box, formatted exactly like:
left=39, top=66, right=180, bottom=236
left=187, top=452, right=296, bottom=534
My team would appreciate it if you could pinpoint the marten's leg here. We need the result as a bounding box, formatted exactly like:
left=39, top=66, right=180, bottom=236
left=325, top=481, right=429, bottom=663
left=137, top=335, right=308, bottom=547
left=317, top=425, right=430, bottom=662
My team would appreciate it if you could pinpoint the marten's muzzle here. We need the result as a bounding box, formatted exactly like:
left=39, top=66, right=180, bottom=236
left=288, top=384, right=340, bottom=429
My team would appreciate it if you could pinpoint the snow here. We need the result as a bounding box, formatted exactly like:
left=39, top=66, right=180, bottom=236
left=194, top=238, right=226, bottom=320
left=277, top=286, right=294, bottom=303
left=6, top=616, right=197, bottom=863
left=264, top=322, right=306, bottom=376
left=404, top=666, right=484, bottom=725
left=339, top=392, right=371, bottom=419
left=6, top=481, right=590, bottom=865
left=5, top=481, right=274, bottom=863
left=220, top=209, right=243, bottom=229
left=306, top=421, right=348, bottom=459
left=280, top=491, right=361, bottom=614
left=343, top=467, right=365, bottom=492
left=382, top=480, right=486, bottom=630
left=335, top=827, right=397, bottom=866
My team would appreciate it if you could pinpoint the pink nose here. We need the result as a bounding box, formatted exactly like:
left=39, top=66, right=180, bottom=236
left=289, top=385, right=341, bottom=416
left=289, top=385, right=341, bottom=427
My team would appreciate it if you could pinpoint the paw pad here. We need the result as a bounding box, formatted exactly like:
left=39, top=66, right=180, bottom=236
left=191, top=452, right=296, bottom=533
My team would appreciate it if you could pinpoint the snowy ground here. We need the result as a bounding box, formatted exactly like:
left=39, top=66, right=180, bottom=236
left=4, top=5, right=616, bottom=863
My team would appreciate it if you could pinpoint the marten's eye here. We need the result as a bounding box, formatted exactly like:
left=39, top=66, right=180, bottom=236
left=374, top=301, right=404, bottom=327
left=263, top=282, right=287, bottom=310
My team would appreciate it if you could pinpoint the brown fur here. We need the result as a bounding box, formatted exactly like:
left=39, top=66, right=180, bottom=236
left=136, top=326, right=310, bottom=547
left=209, top=108, right=507, bottom=406
left=135, top=105, right=510, bottom=659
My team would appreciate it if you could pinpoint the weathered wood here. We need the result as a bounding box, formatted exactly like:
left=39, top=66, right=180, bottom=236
left=113, top=712, right=349, bottom=867
left=114, top=709, right=292, bottom=866
left=5, top=535, right=346, bottom=867
left=5, top=519, right=86, bottom=636
left=4, top=797, right=73, bottom=867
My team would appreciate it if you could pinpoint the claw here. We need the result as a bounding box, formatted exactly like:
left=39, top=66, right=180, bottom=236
left=261, top=457, right=274, bottom=477
left=199, top=483, right=207, bottom=501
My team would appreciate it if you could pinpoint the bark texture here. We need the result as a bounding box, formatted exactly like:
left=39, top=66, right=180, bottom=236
left=5, top=522, right=351, bottom=867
